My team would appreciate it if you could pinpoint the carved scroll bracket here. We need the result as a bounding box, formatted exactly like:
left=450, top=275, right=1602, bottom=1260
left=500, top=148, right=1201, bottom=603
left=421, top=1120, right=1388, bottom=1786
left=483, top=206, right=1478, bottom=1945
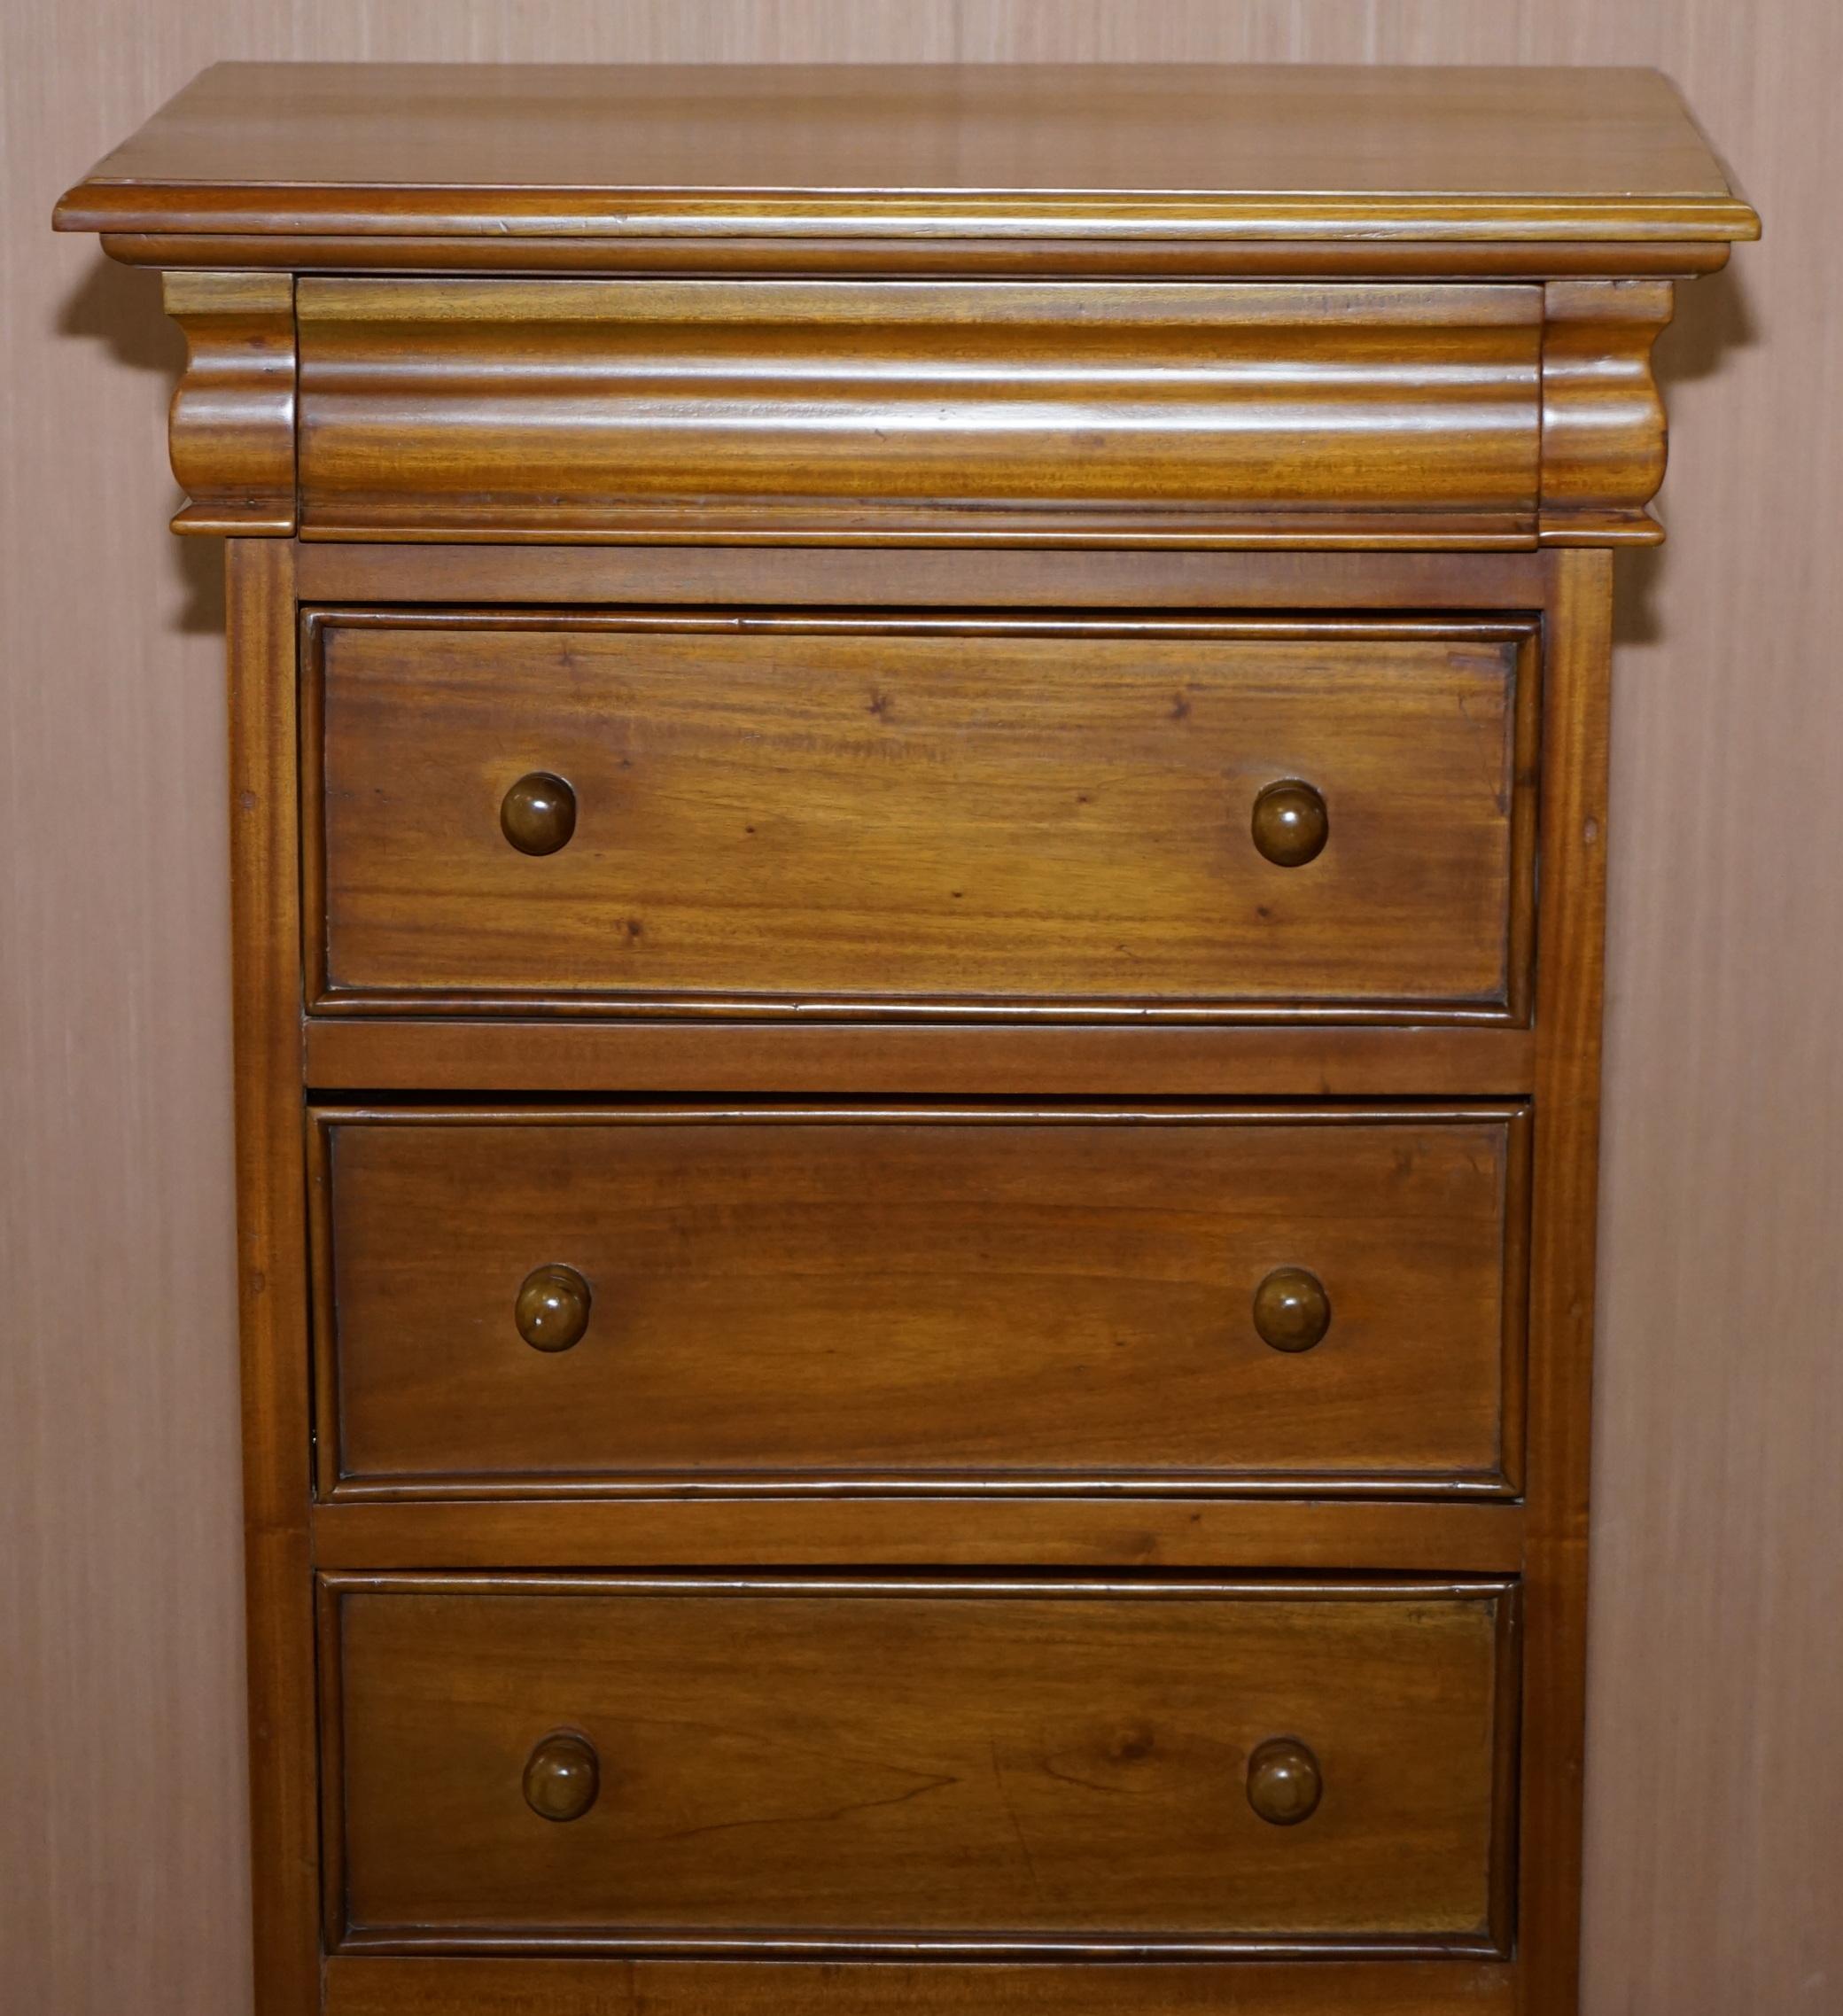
left=1538, top=279, right=1674, bottom=546
left=162, top=271, right=297, bottom=535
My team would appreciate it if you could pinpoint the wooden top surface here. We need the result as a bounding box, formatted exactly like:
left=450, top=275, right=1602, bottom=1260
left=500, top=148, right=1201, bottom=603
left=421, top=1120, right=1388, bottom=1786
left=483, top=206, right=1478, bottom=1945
left=55, top=62, right=1756, bottom=244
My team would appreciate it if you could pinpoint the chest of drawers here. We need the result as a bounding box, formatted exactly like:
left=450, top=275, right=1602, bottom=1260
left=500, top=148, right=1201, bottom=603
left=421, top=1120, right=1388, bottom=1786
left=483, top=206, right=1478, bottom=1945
left=57, top=59, right=1754, bottom=2016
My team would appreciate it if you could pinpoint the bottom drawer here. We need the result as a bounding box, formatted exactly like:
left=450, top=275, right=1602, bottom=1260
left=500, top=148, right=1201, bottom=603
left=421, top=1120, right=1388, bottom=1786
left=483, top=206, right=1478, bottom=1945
left=323, top=1574, right=1517, bottom=1957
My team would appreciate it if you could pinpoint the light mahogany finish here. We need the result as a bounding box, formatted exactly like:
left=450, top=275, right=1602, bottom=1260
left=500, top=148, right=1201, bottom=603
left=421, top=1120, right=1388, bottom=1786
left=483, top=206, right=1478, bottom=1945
left=162, top=272, right=296, bottom=534
left=1252, top=1265, right=1334, bottom=1354
left=510, top=1265, right=593, bottom=1356
left=293, top=276, right=1562, bottom=549
left=58, top=67, right=1754, bottom=551
left=301, top=1018, right=1538, bottom=1099
left=312, top=1105, right=1527, bottom=1497
left=1247, top=1736, right=1326, bottom=1826
left=519, top=1732, right=599, bottom=1825
left=307, top=614, right=1537, bottom=1020
left=496, top=773, right=576, bottom=860
left=307, top=1498, right=1528, bottom=1576
left=292, top=543, right=1556, bottom=611
left=142, top=269, right=1685, bottom=549
left=39, top=51, right=1771, bottom=2016
left=322, top=1574, right=1516, bottom=1955
left=224, top=541, right=320, bottom=2016
left=56, top=62, right=1754, bottom=255
left=320, top=1956, right=1515, bottom=2016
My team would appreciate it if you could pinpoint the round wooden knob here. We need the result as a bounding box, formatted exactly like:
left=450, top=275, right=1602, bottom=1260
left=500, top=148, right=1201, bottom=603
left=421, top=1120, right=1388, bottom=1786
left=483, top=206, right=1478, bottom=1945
left=1247, top=1736, right=1322, bottom=1826
left=1250, top=780, right=1328, bottom=867
left=523, top=1732, right=599, bottom=1823
left=1252, top=1266, right=1332, bottom=1354
left=501, top=771, right=577, bottom=856
left=515, top=1264, right=593, bottom=1353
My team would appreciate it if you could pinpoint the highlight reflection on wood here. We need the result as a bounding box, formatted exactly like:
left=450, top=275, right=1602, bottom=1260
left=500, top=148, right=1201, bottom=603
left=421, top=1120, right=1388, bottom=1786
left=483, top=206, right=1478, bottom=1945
left=1247, top=1736, right=1325, bottom=1826
left=520, top=1732, right=600, bottom=1825
left=307, top=613, right=1537, bottom=1019
left=325, top=1575, right=1514, bottom=1953
left=45, top=56, right=1759, bottom=2016
left=293, top=277, right=1551, bottom=547
left=314, top=1106, right=1526, bottom=1496
left=160, top=271, right=296, bottom=535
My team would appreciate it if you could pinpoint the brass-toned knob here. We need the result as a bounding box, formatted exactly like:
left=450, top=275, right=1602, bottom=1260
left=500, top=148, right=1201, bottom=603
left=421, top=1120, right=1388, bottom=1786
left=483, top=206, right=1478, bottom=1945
left=1251, top=780, right=1328, bottom=868
left=1252, top=1266, right=1332, bottom=1354
left=501, top=771, right=577, bottom=856
left=523, top=1731, right=599, bottom=1823
left=515, top=1264, right=593, bottom=1353
left=1247, top=1736, right=1322, bottom=1826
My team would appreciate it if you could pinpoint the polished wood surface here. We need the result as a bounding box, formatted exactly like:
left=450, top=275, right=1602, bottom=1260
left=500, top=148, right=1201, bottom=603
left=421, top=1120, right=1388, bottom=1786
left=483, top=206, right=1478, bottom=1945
left=55, top=63, right=1754, bottom=249
left=302, top=1018, right=1538, bottom=1098
left=308, top=1498, right=1528, bottom=1575
left=1246, top=1736, right=1325, bottom=1826
left=496, top=772, right=576, bottom=860
left=1516, top=550, right=1614, bottom=2016
left=510, top=1264, right=593, bottom=1356
left=292, top=277, right=1557, bottom=548
left=161, top=272, right=295, bottom=534
left=148, top=271, right=1684, bottom=549
left=324, top=1575, right=1513, bottom=1952
left=520, top=1732, right=600, bottom=1825
left=112, top=230, right=1746, bottom=283
left=323, top=1956, right=1516, bottom=2016
left=1538, top=281, right=1675, bottom=545
left=1251, top=1265, right=1334, bottom=1355
left=314, top=1106, right=1525, bottom=1495
left=224, top=541, right=320, bottom=2016
left=308, top=614, right=1536, bottom=1019
left=293, top=542, right=1555, bottom=611
left=1249, top=782, right=1331, bottom=869
left=22, top=24, right=1816, bottom=2016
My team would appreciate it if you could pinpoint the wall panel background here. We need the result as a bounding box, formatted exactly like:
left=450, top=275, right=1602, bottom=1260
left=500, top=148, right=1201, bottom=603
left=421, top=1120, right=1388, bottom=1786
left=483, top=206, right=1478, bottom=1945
left=3, top=5, right=1837, bottom=2012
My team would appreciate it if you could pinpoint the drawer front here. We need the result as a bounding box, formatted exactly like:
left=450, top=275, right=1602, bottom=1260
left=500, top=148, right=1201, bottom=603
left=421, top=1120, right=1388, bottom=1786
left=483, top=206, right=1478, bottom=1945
left=314, top=1106, right=1525, bottom=1498
left=325, top=1575, right=1517, bottom=1954
left=306, top=614, right=1536, bottom=1020
left=294, top=277, right=1544, bottom=546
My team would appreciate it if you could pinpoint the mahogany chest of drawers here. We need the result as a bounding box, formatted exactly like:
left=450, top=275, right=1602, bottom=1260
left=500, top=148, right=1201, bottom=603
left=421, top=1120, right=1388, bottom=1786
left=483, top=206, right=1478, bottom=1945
left=57, top=60, right=1755, bottom=2016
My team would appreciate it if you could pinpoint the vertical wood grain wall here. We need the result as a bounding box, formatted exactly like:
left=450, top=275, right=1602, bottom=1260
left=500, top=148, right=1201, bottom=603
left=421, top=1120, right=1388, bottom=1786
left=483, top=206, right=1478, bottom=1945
left=4, top=6, right=1837, bottom=2012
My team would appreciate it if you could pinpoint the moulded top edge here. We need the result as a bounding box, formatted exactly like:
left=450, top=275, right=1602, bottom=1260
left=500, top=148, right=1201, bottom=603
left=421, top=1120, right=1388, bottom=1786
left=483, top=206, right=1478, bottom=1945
left=52, top=60, right=1760, bottom=247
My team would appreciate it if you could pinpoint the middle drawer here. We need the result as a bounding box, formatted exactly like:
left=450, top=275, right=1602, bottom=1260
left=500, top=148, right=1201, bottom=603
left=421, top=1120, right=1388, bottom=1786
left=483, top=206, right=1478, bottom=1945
left=311, top=1105, right=1527, bottom=1498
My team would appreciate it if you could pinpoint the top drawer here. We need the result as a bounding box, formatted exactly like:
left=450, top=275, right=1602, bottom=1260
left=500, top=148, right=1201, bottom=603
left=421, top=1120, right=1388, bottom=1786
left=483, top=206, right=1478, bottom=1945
left=294, top=278, right=1544, bottom=545
left=305, top=613, right=1537, bottom=1022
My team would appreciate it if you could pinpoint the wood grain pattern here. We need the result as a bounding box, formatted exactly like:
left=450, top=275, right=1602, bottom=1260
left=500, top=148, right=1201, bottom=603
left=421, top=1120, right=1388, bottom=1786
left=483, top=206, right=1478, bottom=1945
left=1518, top=549, right=1614, bottom=2016
left=300, top=1018, right=1539, bottom=1099
left=322, top=1955, right=1517, bottom=2016
left=307, top=613, right=1536, bottom=1020
left=161, top=271, right=295, bottom=534
left=155, top=274, right=1682, bottom=549
left=55, top=62, right=1754, bottom=246
left=105, top=228, right=1739, bottom=281
left=12, top=15, right=1833, bottom=2016
left=322, top=1574, right=1514, bottom=1953
left=223, top=540, right=320, bottom=2016
left=293, top=276, right=1550, bottom=548
left=312, top=1105, right=1526, bottom=1497
left=292, top=540, right=1553, bottom=610
left=307, top=1498, right=1528, bottom=1575
left=1539, top=282, right=1674, bottom=544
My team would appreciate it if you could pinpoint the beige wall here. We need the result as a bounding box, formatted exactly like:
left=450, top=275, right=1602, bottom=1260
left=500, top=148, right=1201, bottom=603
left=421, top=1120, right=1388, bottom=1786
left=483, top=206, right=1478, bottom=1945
left=4, top=5, right=1838, bottom=2012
